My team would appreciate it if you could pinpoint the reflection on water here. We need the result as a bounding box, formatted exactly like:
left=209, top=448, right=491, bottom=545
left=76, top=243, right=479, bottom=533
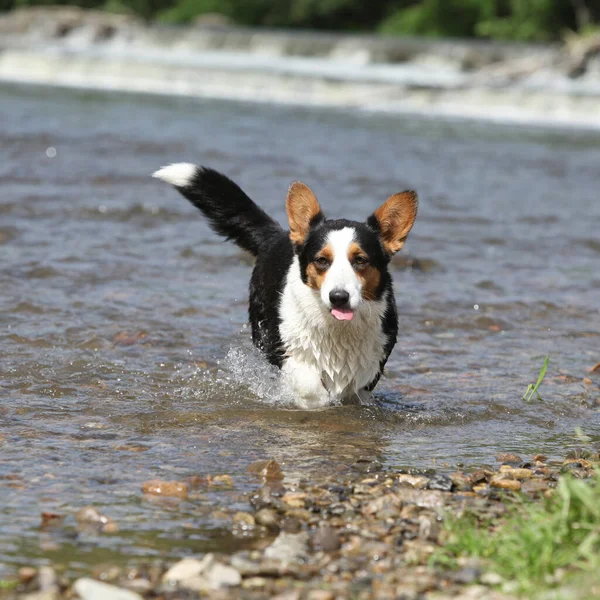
left=0, top=82, right=599, bottom=571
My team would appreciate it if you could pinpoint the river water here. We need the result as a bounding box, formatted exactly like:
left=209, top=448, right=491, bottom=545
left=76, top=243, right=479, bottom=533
left=1, top=82, right=599, bottom=573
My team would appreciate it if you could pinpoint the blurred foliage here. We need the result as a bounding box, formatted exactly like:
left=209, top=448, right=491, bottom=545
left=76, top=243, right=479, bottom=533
left=4, top=0, right=600, bottom=41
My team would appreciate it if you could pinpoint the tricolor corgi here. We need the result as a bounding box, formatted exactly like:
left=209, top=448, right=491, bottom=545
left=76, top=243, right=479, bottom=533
left=153, top=164, right=418, bottom=409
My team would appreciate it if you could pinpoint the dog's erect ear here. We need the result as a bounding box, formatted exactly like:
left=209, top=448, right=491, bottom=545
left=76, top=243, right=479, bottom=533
left=286, top=182, right=323, bottom=246
left=369, top=191, right=418, bottom=255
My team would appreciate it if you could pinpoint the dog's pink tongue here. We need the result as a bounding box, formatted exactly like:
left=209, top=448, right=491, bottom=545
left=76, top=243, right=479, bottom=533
left=331, top=308, right=354, bottom=321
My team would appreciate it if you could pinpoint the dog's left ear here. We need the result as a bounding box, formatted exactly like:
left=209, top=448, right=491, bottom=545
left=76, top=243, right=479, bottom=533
left=368, top=191, right=418, bottom=255
left=286, top=182, right=323, bottom=246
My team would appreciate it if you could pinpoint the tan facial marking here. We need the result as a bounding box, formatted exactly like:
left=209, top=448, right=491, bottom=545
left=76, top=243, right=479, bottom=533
left=373, top=190, right=418, bottom=255
left=348, top=242, right=380, bottom=301
left=306, top=245, right=333, bottom=290
left=286, top=181, right=321, bottom=245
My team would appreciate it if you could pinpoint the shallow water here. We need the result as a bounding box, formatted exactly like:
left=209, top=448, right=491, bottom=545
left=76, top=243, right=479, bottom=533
left=1, top=83, right=599, bottom=572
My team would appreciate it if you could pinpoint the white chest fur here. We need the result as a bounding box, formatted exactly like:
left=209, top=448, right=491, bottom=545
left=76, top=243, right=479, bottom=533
left=279, top=257, right=388, bottom=407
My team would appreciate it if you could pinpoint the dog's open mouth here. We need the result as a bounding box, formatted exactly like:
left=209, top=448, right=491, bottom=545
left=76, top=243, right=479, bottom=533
left=331, top=307, right=354, bottom=321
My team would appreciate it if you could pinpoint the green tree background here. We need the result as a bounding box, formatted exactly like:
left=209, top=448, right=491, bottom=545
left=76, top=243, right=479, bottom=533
left=5, top=0, right=600, bottom=41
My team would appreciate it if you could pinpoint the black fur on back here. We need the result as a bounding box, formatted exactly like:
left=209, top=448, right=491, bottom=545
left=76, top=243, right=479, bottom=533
left=175, top=167, right=284, bottom=257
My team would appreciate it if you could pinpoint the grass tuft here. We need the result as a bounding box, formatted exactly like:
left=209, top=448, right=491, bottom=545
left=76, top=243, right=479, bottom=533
left=523, top=355, right=549, bottom=402
left=433, top=473, right=600, bottom=594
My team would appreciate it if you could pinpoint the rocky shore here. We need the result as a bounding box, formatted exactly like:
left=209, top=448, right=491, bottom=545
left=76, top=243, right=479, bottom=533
left=5, top=451, right=599, bottom=600
left=2, top=7, right=600, bottom=127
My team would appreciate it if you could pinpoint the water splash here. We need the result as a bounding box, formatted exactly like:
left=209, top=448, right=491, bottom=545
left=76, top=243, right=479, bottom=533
left=223, top=343, right=304, bottom=407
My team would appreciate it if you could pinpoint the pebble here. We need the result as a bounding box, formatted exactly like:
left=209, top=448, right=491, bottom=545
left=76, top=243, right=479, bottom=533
left=212, top=474, right=233, bottom=486
left=498, top=467, right=533, bottom=479
left=38, top=567, right=58, bottom=592
left=206, top=563, right=241, bottom=589
left=76, top=506, right=118, bottom=532
left=255, top=507, right=279, bottom=528
left=264, top=531, right=309, bottom=564
left=427, top=474, right=454, bottom=491
left=489, top=477, right=522, bottom=491
left=233, top=511, right=256, bottom=528
left=120, top=579, right=152, bottom=594
left=480, top=571, right=504, bottom=585
left=141, top=479, right=188, bottom=499
left=397, top=474, right=430, bottom=489
left=311, top=524, right=341, bottom=551
left=247, top=459, right=284, bottom=481
left=282, top=491, right=307, bottom=508
left=242, top=576, right=268, bottom=589
left=162, top=555, right=213, bottom=583
left=18, top=567, right=37, bottom=583
left=307, top=591, right=335, bottom=600
left=73, top=578, right=144, bottom=600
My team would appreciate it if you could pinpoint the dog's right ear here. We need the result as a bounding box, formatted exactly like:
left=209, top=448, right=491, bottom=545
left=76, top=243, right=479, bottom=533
left=286, top=182, right=323, bottom=246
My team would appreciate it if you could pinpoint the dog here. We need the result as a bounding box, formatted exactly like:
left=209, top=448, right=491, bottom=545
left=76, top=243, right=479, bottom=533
left=153, top=164, right=418, bottom=409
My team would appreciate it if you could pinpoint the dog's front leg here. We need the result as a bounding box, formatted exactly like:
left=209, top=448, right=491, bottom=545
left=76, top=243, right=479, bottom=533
left=281, top=357, right=331, bottom=409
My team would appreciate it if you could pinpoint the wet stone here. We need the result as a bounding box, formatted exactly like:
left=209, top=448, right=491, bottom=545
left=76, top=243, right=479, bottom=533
left=521, top=479, right=550, bottom=495
left=495, top=453, right=522, bottom=464
left=311, top=524, right=341, bottom=551
left=247, top=459, right=284, bottom=481
left=427, top=474, right=454, bottom=491
left=489, top=477, right=521, bottom=491
left=162, top=555, right=213, bottom=584
left=498, top=466, right=533, bottom=479
left=120, top=579, right=152, bottom=594
left=255, top=507, right=279, bottom=528
left=307, top=591, right=335, bottom=600
left=76, top=506, right=118, bottom=533
left=19, top=567, right=37, bottom=584
left=206, top=563, right=241, bottom=589
left=141, top=479, right=188, bottom=499
left=264, top=532, right=309, bottom=564
left=73, top=578, right=144, bottom=600
left=396, top=474, right=430, bottom=489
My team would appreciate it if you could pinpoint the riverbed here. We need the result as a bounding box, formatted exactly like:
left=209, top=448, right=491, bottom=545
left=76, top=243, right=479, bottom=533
left=0, top=82, right=599, bottom=575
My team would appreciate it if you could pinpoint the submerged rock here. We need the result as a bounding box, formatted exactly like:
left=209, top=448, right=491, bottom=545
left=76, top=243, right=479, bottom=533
left=141, top=479, right=188, bottom=499
left=247, top=459, right=285, bottom=481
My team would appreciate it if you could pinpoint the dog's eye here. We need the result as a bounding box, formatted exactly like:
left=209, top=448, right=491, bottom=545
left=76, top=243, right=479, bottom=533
left=353, top=255, right=369, bottom=266
left=315, top=257, right=331, bottom=269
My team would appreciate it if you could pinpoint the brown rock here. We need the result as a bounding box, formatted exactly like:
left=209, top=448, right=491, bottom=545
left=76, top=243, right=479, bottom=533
left=521, top=479, right=549, bottom=496
left=40, top=511, right=64, bottom=529
left=469, top=470, right=491, bottom=485
left=495, top=453, right=522, bottom=464
left=212, top=474, right=233, bottom=486
left=233, top=512, right=255, bottom=528
left=490, top=477, right=521, bottom=491
left=246, top=459, right=284, bottom=481
left=396, top=474, right=430, bottom=489
left=311, top=525, right=341, bottom=552
left=255, top=508, right=279, bottom=528
left=18, top=567, right=37, bottom=584
left=141, top=479, right=188, bottom=499
left=76, top=506, right=118, bottom=532
left=282, top=491, right=307, bottom=508
left=498, top=467, right=533, bottom=480
left=307, top=591, right=334, bottom=600
left=113, top=330, right=148, bottom=346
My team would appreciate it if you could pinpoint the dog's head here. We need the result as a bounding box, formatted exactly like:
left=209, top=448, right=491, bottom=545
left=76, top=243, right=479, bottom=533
left=286, top=182, right=418, bottom=321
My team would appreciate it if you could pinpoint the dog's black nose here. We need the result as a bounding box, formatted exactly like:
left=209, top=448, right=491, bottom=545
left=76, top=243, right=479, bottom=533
left=329, top=289, right=350, bottom=308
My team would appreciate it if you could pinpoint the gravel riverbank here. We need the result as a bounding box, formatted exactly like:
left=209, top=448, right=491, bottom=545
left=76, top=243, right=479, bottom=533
left=5, top=451, right=599, bottom=600
left=2, top=8, right=600, bottom=127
